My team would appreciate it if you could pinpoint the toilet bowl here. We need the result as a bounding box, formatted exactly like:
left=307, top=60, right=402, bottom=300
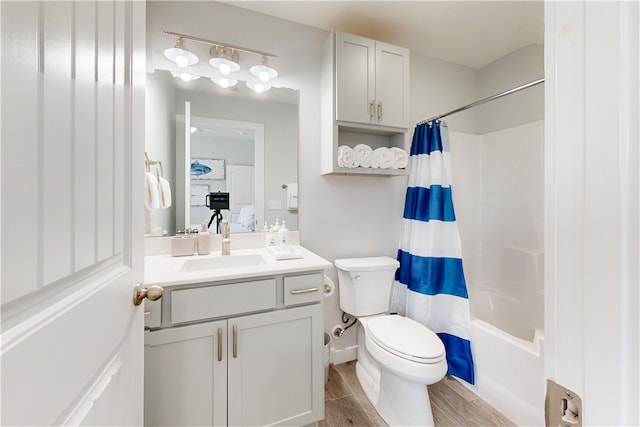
left=335, top=257, right=448, bottom=427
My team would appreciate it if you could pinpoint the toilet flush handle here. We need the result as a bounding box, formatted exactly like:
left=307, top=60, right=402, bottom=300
left=350, top=273, right=361, bottom=281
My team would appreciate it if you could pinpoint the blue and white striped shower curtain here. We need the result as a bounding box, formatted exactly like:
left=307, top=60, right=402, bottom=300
left=391, top=120, right=475, bottom=384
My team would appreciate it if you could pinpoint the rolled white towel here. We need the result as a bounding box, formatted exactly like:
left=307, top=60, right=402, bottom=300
left=390, top=147, right=409, bottom=169
left=145, top=172, right=160, bottom=210
left=337, top=145, right=358, bottom=168
left=374, top=147, right=393, bottom=169
left=353, top=144, right=373, bottom=168
left=158, top=176, right=172, bottom=208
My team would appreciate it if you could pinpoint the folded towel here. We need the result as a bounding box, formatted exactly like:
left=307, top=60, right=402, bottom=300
left=286, top=183, right=298, bottom=211
left=391, top=147, right=409, bottom=169
left=267, top=244, right=303, bottom=260
left=158, top=176, right=172, bottom=208
left=373, top=147, right=393, bottom=169
left=145, top=172, right=160, bottom=210
left=354, top=144, right=373, bottom=168
left=337, top=145, right=358, bottom=168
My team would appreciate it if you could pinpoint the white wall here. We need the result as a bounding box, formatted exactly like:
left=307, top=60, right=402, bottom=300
left=476, top=44, right=544, bottom=134
left=145, top=70, right=176, bottom=236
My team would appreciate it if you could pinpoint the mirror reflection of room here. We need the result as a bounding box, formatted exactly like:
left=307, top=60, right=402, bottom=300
left=145, top=70, right=299, bottom=236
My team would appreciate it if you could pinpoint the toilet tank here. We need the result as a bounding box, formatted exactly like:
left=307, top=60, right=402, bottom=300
left=334, top=256, right=400, bottom=317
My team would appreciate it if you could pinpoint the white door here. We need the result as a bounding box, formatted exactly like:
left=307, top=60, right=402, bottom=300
left=226, top=165, right=255, bottom=223
left=1, top=1, right=147, bottom=425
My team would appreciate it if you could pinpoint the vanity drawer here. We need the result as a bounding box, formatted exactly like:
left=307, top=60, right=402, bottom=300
left=283, top=273, right=323, bottom=306
left=171, top=279, right=277, bottom=324
left=144, top=299, right=161, bottom=329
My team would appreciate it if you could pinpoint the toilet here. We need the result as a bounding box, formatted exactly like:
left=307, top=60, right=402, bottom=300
left=335, top=256, right=448, bottom=427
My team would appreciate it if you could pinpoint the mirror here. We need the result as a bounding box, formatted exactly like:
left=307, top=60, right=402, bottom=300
left=145, top=70, right=299, bottom=236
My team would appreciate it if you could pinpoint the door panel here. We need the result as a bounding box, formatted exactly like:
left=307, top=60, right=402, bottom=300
left=0, top=1, right=146, bottom=425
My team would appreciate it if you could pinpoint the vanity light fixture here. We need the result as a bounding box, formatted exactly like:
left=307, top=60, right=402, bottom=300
left=250, top=55, right=278, bottom=82
left=163, top=37, right=199, bottom=67
left=163, top=31, right=278, bottom=92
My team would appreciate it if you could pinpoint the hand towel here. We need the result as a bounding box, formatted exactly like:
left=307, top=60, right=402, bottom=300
left=286, top=183, right=298, bottom=210
left=391, top=147, right=409, bottom=169
left=158, top=176, right=172, bottom=208
left=374, top=147, right=393, bottom=169
left=337, top=145, right=358, bottom=168
left=354, top=144, right=373, bottom=168
left=267, top=244, right=303, bottom=260
left=145, top=172, right=160, bottom=210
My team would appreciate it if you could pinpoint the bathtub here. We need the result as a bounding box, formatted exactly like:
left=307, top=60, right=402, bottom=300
left=465, top=287, right=545, bottom=427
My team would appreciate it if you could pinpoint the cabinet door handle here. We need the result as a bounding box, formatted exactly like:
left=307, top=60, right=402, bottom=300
left=369, top=100, right=375, bottom=122
left=232, top=325, right=238, bottom=358
left=377, top=101, right=383, bottom=122
left=217, top=328, right=223, bottom=362
left=290, top=287, right=319, bottom=294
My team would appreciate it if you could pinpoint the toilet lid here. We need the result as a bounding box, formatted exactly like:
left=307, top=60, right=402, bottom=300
left=366, top=316, right=445, bottom=363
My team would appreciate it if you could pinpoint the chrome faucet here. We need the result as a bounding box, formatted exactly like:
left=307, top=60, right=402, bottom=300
left=221, top=219, right=231, bottom=255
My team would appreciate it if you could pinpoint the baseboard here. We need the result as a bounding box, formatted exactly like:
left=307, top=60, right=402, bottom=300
left=330, top=345, right=358, bottom=365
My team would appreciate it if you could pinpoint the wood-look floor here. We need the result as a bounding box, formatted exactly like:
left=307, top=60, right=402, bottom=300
left=321, top=361, right=517, bottom=427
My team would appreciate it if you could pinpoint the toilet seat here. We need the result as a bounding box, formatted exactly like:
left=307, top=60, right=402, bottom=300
left=366, top=315, right=445, bottom=364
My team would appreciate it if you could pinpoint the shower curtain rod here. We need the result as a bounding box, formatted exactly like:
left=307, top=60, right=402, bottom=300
left=418, top=77, right=545, bottom=125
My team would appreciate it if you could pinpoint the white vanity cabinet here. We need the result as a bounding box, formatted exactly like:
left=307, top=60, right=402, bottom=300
left=143, top=272, right=324, bottom=427
left=335, top=31, right=410, bottom=128
left=321, top=30, right=411, bottom=176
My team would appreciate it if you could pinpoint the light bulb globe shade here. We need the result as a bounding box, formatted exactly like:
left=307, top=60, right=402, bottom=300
left=209, top=46, right=240, bottom=75
left=250, top=56, right=278, bottom=82
left=246, top=80, right=271, bottom=93
left=172, top=72, right=200, bottom=82
left=219, top=63, right=231, bottom=75
left=163, top=38, right=199, bottom=67
left=210, top=77, right=238, bottom=88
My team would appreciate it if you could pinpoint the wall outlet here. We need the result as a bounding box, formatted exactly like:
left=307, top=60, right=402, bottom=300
left=545, top=379, right=582, bottom=427
left=268, top=199, right=282, bottom=210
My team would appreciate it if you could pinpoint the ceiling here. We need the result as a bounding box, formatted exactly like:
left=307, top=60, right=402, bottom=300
left=224, top=1, right=544, bottom=70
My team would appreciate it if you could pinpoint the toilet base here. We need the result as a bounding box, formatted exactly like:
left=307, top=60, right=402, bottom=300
left=376, top=368, right=435, bottom=427
left=355, top=324, right=437, bottom=426
left=355, top=359, right=380, bottom=406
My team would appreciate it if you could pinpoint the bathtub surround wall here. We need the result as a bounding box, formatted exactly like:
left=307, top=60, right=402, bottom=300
left=449, top=121, right=545, bottom=426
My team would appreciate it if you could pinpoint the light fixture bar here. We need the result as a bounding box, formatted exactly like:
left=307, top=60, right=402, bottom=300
left=164, top=31, right=277, bottom=58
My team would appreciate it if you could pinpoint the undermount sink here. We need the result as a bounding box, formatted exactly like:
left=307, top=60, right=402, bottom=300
left=181, top=254, right=267, bottom=272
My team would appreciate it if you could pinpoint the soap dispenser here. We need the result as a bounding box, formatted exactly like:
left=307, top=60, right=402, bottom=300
left=197, top=221, right=210, bottom=255
left=266, top=224, right=277, bottom=247
left=278, top=220, right=289, bottom=245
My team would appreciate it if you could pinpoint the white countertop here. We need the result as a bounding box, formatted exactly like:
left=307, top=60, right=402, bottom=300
left=145, top=246, right=332, bottom=287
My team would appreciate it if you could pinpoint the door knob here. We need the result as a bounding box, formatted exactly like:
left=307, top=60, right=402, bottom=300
left=133, top=284, right=163, bottom=306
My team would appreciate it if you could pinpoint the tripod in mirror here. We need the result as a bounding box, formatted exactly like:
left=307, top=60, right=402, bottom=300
left=205, top=192, right=230, bottom=234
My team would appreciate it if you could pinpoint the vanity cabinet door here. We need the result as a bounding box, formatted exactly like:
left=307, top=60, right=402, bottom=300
left=374, top=40, right=410, bottom=128
left=335, top=32, right=409, bottom=128
left=335, top=32, right=376, bottom=125
left=227, top=304, right=324, bottom=427
left=144, top=321, right=227, bottom=427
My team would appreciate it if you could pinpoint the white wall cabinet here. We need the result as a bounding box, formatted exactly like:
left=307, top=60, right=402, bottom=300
left=335, top=32, right=409, bottom=128
left=144, top=273, right=324, bottom=427
left=321, top=31, right=410, bottom=175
